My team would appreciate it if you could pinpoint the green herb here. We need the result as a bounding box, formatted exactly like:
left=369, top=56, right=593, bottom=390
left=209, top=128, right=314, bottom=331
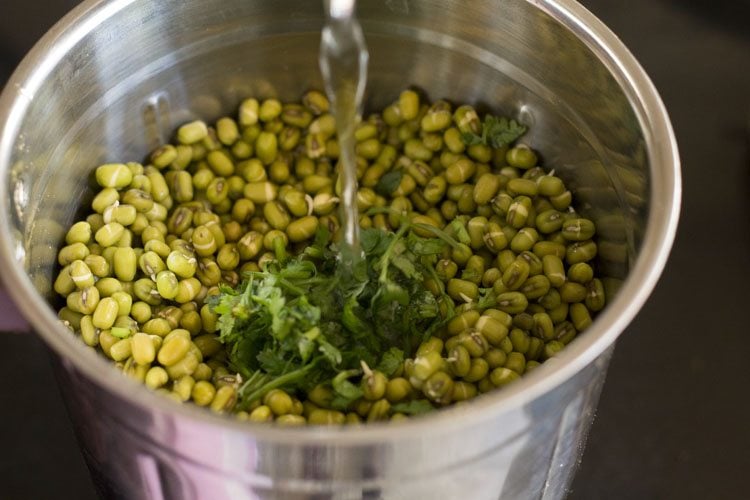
left=374, top=169, right=404, bottom=197
left=461, top=114, right=527, bottom=149
left=330, top=369, right=364, bottom=410
left=448, top=219, right=471, bottom=245
left=375, top=347, right=405, bottom=377
left=392, top=399, right=435, bottom=415
left=211, top=217, right=459, bottom=409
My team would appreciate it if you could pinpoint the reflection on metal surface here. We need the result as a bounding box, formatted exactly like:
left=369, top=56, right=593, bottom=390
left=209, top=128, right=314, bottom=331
left=540, top=347, right=613, bottom=499
left=142, top=93, right=173, bottom=152
left=11, top=161, right=27, bottom=224
left=11, top=228, right=25, bottom=264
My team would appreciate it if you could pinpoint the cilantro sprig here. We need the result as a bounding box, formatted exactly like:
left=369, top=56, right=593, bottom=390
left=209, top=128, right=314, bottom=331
left=210, top=217, right=460, bottom=410
left=461, top=114, right=527, bottom=149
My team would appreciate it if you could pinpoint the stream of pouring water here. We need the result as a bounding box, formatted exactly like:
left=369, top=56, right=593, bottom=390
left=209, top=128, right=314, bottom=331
left=319, top=0, right=369, bottom=274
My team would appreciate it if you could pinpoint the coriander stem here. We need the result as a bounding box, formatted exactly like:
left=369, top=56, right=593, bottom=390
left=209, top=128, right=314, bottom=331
left=412, top=223, right=461, bottom=249
left=278, top=278, right=307, bottom=296
left=239, top=361, right=319, bottom=409
left=273, top=236, right=288, bottom=264
left=476, top=288, right=498, bottom=311
left=378, top=223, right=410, bottom=283
left=423, top=261, right=447, bottom=297
left=240, top=275, right=256, bottom=308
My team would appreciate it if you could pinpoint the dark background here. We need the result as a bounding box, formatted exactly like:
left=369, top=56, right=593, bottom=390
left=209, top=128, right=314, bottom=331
left=1, top=0, right=749, bottom=498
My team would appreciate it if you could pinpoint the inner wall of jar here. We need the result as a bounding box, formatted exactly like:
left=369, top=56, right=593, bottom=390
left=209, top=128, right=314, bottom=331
left=10, top=8, right=645, bottom=315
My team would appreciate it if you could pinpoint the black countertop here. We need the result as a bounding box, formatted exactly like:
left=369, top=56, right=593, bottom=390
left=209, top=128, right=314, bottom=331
left=1, top=1, right=749, bottom=498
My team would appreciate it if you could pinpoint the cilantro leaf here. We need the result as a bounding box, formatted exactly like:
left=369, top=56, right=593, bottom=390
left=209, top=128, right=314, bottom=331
left=303, top=224, right=331, bottom=259
left=317, top=338, right=343, bottom=366
left=374, top=169, right=403, bottom=196
left=406, top=232, right=445, bottom=255
left=476, top=288, right=497, bottom=310
left=296, top=335, right=316, bottom=363
left=372, top=281, right=409, bottom=308
left=411, top=291, right=439, bottom=320
left=484, top=116, right=527, bottom=148
left=448, top=218, right=471, bottom=245
left=342, top=290, right=373, bottom=337
left=330, top=369, right=364, bottom=410
left=256, top=348, right=292, bottom=375
left=392, top=399, right=435, bottom=415
left=360, top=227, right=391, bottom=255
left=376, top=347, right=404, bottom=377
left=461, top=131, right=485, bottom=146
left=461, top=114, right=527, bottom=148
left=360, top=229, right=381, bottom=254
left=391, top=254, right=421, bottom=281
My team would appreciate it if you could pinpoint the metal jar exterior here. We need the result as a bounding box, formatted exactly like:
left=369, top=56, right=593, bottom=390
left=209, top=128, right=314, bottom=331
left=0, top=0, right=680, bottom=499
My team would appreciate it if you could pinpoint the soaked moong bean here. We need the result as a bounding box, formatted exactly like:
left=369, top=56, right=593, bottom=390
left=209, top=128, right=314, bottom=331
left=53, top=88, right=605, bottom=425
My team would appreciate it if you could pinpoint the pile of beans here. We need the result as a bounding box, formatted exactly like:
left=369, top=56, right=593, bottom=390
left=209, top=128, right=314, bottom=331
left=53, top=89, right=604, bottom=424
